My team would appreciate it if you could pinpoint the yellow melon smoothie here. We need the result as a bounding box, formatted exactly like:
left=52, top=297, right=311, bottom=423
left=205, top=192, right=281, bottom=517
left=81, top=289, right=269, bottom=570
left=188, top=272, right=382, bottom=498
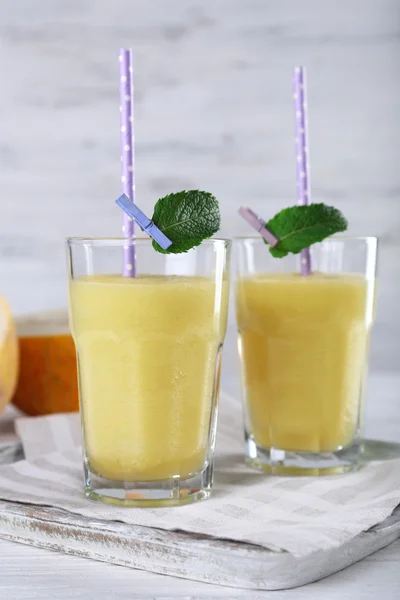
left=70, top=274, right=228, bottom=481
left=235, top=69, right=377, bottom=475
left=67, top=238, right=230, bottom=505
left=235, top=237, right=377, bottom=475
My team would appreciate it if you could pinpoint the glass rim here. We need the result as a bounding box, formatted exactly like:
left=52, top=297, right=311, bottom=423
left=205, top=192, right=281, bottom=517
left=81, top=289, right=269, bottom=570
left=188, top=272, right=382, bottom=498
left=66, top=237, right=231, bottom=248
left=233, top=235, right=378, bottom=244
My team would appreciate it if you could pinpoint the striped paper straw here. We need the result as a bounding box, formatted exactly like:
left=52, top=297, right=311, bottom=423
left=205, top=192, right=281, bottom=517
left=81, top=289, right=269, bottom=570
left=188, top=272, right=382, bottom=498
left=293, top=66, right=312, bottom=276
left=119, top=48, right=136, bottom=277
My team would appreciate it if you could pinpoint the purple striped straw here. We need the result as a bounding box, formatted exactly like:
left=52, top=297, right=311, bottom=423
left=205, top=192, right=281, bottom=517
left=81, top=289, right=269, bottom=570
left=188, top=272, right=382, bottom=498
left=119, top=48, right=136, bottom=277
left=293, top=66, right=312, bottom=276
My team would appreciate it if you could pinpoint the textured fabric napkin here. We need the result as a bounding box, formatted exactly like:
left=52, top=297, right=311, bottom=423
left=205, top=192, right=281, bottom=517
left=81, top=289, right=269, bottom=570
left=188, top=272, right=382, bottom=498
left=0, top=393, right=399, bottom=557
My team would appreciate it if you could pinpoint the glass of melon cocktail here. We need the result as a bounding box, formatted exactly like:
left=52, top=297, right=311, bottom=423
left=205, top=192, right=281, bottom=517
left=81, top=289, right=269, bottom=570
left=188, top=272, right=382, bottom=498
left=67, top=238, right=230, bottom=506
left=235, top=236, right=377, bottom=475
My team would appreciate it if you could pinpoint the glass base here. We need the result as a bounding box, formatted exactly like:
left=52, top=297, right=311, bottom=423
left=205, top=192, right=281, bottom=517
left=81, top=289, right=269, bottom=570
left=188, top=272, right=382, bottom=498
left=361, top=439, right=400, bottom=463
left=84, top=461, right=213, bottom=507
left=245, top=435, right=362, bottom=476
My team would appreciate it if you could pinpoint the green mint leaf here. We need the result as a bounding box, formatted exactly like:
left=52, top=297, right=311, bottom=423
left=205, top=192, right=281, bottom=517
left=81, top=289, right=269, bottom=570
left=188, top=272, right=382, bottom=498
left=151, top=190, right=220, bottom=254
left=266, top=203, right=348, bottom=258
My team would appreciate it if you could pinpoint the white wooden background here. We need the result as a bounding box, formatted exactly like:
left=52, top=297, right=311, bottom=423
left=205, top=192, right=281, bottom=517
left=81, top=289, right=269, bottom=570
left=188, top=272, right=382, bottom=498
left=0, top=0, right=399, bottom=370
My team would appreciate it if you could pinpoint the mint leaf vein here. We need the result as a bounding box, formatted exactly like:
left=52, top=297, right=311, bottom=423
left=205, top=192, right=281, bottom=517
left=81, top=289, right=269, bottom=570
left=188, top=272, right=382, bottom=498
left=152, top=190, right=221, bottom=254
left=265, top=203, right=348, bottom=258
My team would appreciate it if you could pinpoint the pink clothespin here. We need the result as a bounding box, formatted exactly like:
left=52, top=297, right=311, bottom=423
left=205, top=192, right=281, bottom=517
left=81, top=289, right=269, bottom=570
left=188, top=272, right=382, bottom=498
left=238, top=207, right=280, bottom=248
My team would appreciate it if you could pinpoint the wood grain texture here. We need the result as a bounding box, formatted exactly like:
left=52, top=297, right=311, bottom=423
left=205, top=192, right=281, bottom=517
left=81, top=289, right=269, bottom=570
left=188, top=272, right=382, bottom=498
left=0, top=537, right=399, bottom=600
left=0, top=500, right=399, bottom=591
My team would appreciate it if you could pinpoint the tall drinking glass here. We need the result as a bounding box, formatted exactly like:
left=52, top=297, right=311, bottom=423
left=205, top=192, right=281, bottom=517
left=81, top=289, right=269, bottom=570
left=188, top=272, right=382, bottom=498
left=67, top=238, right=231, bottom=506
left=235, top=237, right=377, bottom=475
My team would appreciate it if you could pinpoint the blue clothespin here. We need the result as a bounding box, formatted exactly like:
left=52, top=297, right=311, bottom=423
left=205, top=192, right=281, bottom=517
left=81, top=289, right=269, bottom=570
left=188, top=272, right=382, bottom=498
left=116, top=194, right=172, bottom=250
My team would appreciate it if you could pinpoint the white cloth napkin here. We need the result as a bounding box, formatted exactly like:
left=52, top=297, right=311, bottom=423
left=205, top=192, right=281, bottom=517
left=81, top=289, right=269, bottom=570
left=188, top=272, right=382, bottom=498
left=0, top=393, right=399, bottom=557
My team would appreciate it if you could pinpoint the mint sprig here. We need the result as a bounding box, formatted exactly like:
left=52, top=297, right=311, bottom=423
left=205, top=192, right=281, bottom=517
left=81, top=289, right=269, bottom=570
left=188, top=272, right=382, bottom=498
left=265, top=203, right=348, bottom=258
left=152, top=190, right=220, bottom=254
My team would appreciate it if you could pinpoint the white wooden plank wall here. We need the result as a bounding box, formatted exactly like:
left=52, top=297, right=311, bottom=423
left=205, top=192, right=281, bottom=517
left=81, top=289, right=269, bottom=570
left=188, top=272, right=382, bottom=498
left=0, top=0, right=399, bottom=370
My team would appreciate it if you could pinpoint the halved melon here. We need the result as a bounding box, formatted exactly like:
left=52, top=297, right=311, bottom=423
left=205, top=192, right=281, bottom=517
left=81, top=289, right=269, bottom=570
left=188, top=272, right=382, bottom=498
left=12, top=311, right=79, bottom=416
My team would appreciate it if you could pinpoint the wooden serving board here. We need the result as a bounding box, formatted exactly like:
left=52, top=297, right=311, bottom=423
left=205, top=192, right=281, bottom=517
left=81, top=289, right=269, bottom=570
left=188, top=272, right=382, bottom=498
left=1, top=441, right=400, bottom=591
